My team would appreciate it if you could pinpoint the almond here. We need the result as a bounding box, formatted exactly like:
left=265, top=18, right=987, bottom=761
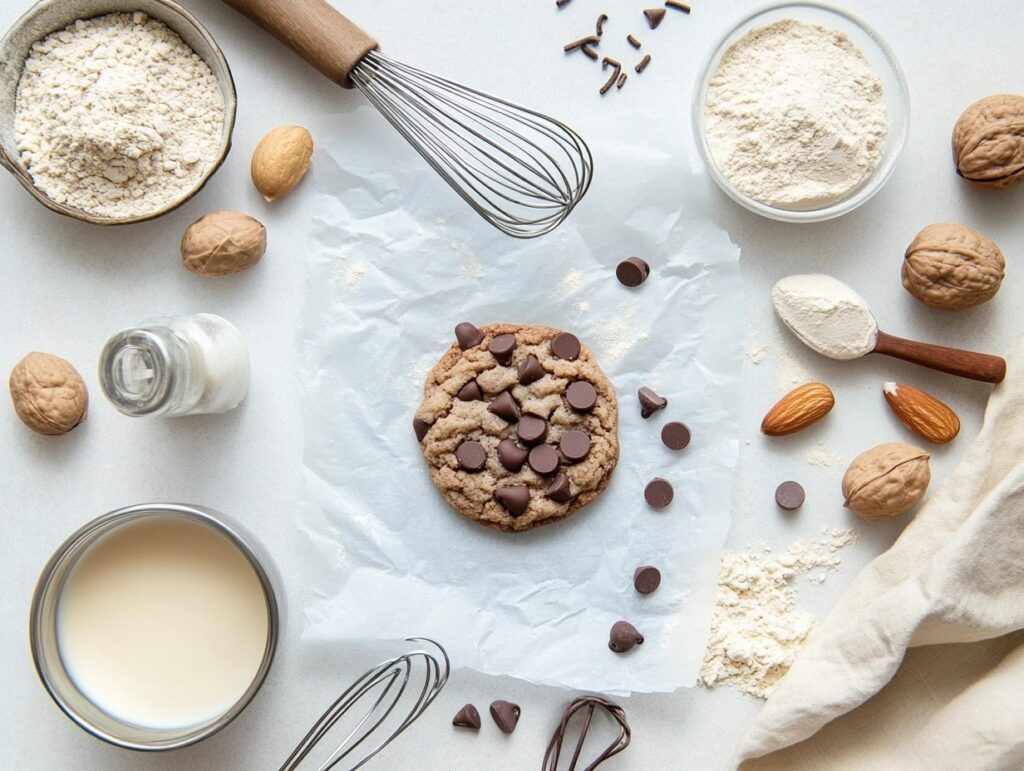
left=760, top=382, right=835, bottom=436
left=882, top=382, right=960, bottom=444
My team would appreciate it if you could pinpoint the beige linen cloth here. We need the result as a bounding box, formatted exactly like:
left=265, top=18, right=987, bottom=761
left=738, top=337, right=1024, bottom=771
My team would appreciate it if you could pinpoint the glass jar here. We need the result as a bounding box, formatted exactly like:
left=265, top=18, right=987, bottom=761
left=98, top=314, right=250, bottom=417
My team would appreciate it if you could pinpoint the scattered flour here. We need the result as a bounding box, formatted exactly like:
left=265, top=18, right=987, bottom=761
left=804, top=444, right=844, bottom=469
left=745, top=343, right=767, bottom=365
left=595, top=302, right=649, bottom=363
left=699, top=528, right=856, bottom=698
left=331, top=259, right=366, bottom=290
left=559, top=269, right=585, bottom=292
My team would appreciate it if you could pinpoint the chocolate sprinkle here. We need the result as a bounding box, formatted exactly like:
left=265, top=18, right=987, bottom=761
left=595, top=13, right=608, bottom=36
left=551, top=332, right=582, bottom=361
left=455, top=322, right=483, bottom=350
left=517, top=414, right=548, bottom=446
left=545, top=472, right=573, bottom=502
left=643, top=7, right=666, bottom=28
left=457, top=379, right=483, bottom=401
left=666, top=0, right=691, bottom=13
left=498, top=438, right=529, bottom=472
left=566, top=381, right=597, bottom=412
left=489, top=333, right=516, bottom=366
left=644, top=477, right=674, bottom=508
left=633, top=566, right=661, bottom=594
left=616, top=257, right=650, bottom=287
left=488, top=391, right=520, bottom=422
left=627, top=34, right=642, bottom=48
left=563, top=34, right=600, bottom=53
left=608, top=620, right=644, bottom=653
left=490, top=700, right=521, bottom=734
left=542, top=695, right=631, bottom=771
left=580, top=44, right=599, bottom=60
left=638, top=386, right=667, bottom=418
left=452, top=704, right=481, bottom=730
left=634, top=53, right=652, bottom=73
left=456, top=440, right=487, bottom=472
left=413, top=417, right=430, bottom=442
left=775, top=481, right=806, bottom=511
left=616, top=72, right=627, bottom=89
left=495, top=486, right=530, bottom=517
left=661, top=421, right=691, bottom=450
left=518, top=354, right=545, bottom=385
left=559, top=430, right=592, bottom=463
left=528, top=445, right=560, bottom=476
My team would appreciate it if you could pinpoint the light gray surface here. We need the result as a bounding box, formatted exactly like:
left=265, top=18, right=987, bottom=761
left=0, top=0, right=1021, bottom=769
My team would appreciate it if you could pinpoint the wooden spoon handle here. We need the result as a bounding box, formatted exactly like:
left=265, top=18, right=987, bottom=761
left=221, top=0, right=378, bottom=88
left=872, top=331, right=1006, bottom=384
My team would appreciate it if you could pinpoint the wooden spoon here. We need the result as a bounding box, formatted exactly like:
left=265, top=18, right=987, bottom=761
left=871, top=332, right=1006, bottom=384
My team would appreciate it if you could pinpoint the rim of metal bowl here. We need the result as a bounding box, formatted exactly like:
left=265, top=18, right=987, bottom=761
left=691, top=0, right=910, bottom=223
left=0, top=0, right=236, bottom=225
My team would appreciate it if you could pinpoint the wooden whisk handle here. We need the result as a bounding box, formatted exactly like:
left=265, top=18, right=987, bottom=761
left=872, top=331, right=1007, bottom=384
left=221, top=0, right=378, bottom=88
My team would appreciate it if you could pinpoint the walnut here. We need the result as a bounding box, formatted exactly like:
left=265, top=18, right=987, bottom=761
left=902, top=223, right=1006, bottom=310
left=9, top=352, right=88, bottom=435
left=842, top=442, right=930, bottom=520
left=952, top=94, right=1024, bottom=190
left=181, top=211, right=267, bottom=277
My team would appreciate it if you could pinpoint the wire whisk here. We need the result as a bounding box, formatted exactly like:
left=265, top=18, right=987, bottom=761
left=280, top=638, right=450, bottom=771
left=351, top=51, right=593, bottom=239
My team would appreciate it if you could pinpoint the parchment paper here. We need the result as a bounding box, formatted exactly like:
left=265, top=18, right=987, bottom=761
left=299, top=105, right=741, bottom=694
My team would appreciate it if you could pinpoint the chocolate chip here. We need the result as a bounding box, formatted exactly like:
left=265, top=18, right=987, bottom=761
left=633, top=566, right=661, bottom=595
left=413, top=418, right=430, bottom=442
left=643, top=7, right=666, bottom=29
left=566, top=381, right=597, bottom=412
left=644, top=477, right=673, bottom=508
left=455, top=322, right=483, bottom=350
left=457, top=379, right=483, bottom=401
left=608, top=620, right=644, bottom=653
left=528, top=445, right=559, bottom=475
left=545, top=472, right=573, bottom=502
left=616, top=257, right=650, bottom=287
left=490, top=700, right=521, bottom=734
left=638, top=387, right=667, bottom=419
left=456, top=440, right=487, bottom=472
left=775, top=481, right=805, bottom=511
left=661, top=421, right=691, bottom=450
left=488, top=391, right=520, bottom=422
left=489, top=333, right=516, bottom=366
left=495, top=486, right=530, bottom=516
left=550, top=332, right=581, bottom=361
left=452, top=703, right=481, bottom=729
left=559, top=430, right=591, bottom=462
left=518, top=354, right=545, bottom=385
left=517, top=414, right=548, bottom=446
left=498, top=439, right=529, bottom=472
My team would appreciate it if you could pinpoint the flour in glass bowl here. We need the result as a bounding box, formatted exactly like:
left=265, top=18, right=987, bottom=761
left=14, top=12, right=225, bottom=219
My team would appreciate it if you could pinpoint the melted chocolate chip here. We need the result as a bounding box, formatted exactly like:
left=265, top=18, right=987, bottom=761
left=775, top=481, right=805, bottom=511
left=488, top=391, right=520, bottom=422
left=413, top=418, right=430, bottom=442
left=517, top=414, right=548, bottom=446
left=545, top=473, right=573, bottom=502
left=644, top=477, right=674, bottom=508
left=633, top=566, right=661, bottom=595
left=498, top=439, right=529, bottom=472
left=452, top=704, right=481, bottom=729
left=528, top=445, right=560, bottom=475
left=566, top=381, right=597, bottom=412
left=638, top=387, right=667, bottom=419
left=661, top=421, right=691, bottom=450
left=490, top=700, right=521, bottom=734
left=559, top=429, right=592, bottom=462
left=608, top=620, right=644, bottom=652
left=456, top=440, right=486, bottom=472
left=495, top=486, right=530, bottom=516
left=489, top=333, right=516, bottom=366
left=616, top=257, right=650, bottom=287
left=457, top=379, right=483, bottom=401
left=455, top=322, right=483, bottom=350
left=518, top=354, right=545, bottom=385
left=550, top=332, right=581, bottom=361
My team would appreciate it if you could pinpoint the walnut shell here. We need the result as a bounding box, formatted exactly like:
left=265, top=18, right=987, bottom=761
left=952, top=94, right=1024, bottom=190
left=902, top=223, right=1006, bottom=310
left=9, top=352, right=88, bottom=435
left=251, top=125, right=313, bottom=202
left=842, top=442, right=930, bottom=520
left=181, top=211, right=267, bottom=277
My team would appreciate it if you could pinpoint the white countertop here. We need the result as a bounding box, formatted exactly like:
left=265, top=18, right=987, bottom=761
left=1, top=0, right=1022, bottom=768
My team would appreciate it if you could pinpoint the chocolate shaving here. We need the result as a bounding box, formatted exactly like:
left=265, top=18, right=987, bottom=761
left=564, top=35, right=600, bottom=53
left=634, top=54, right=652, bottom=73
left=580, top=44, right=599, bottom=60
left=599, top=57, right=622, bottom=96
left=542, top=695, right=631, bottom=771
left=627, top=34, right=642, bottom=48
left=665, top=0, right=692, bottom=13
left=643, top=7, right=666, bottom=29
left=595, top=13, right=608, bottom=36
left=616, top=73, right=627, bottom=89
left=556, top=0, right=572, bottom=7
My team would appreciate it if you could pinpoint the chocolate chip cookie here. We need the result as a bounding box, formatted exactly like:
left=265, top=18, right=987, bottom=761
left=414, top=323, right=619, bottom=532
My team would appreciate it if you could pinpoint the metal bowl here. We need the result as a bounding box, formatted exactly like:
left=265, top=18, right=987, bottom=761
left=0, top=0, right=236, bottom=225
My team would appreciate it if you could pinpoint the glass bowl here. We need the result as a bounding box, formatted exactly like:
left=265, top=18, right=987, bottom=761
left=692, top=1, right=910, bottom=223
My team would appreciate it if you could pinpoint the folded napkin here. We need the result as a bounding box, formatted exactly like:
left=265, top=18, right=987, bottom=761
left=738, top=336, right=1024, bottom=770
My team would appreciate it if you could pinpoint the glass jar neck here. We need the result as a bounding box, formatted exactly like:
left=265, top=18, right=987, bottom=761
left=98, top=327, right=188, bottom=417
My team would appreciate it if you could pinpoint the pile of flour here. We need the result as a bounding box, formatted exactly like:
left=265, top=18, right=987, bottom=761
left=704, top=19, right=888, bottom=210
left=14, top=12, right=225, bottom=218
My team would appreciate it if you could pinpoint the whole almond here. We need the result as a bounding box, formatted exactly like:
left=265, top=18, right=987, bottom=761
left=251, top=125, right=313, bottom=202
left=761, top=382, right=835, bottom=436
left=883, top=382, right=960, bottom=444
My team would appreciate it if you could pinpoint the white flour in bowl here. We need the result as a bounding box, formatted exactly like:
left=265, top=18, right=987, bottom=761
left=14, top=12, right=225, bottom=219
